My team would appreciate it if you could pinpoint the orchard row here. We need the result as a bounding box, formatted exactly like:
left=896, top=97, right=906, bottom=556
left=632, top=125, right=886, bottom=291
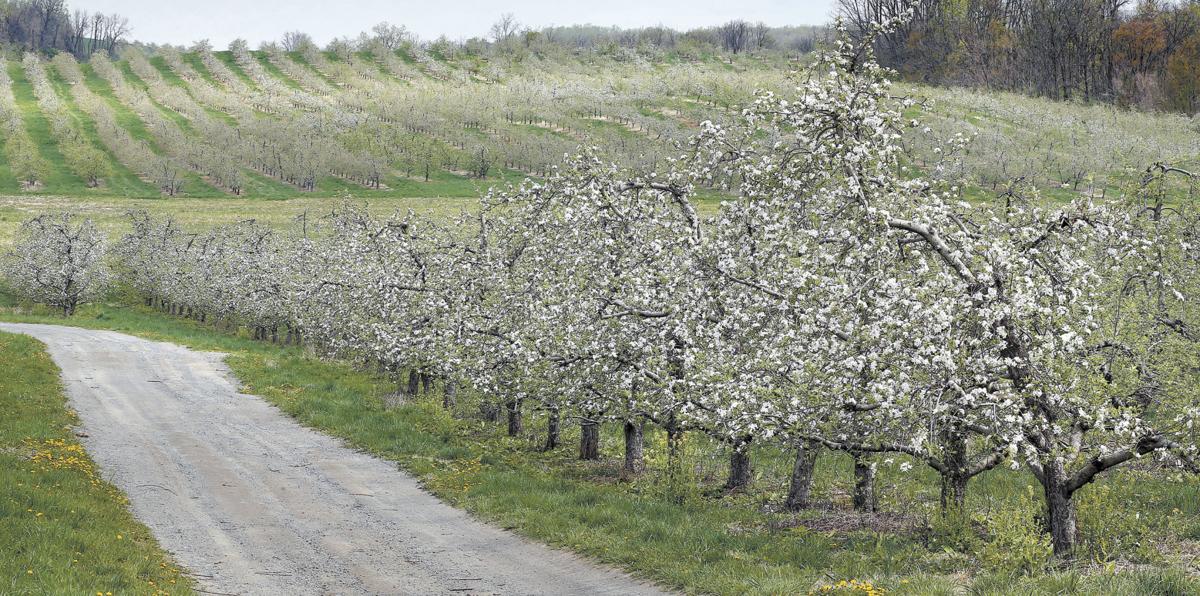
left=4, top=29, right=1198, bottom=557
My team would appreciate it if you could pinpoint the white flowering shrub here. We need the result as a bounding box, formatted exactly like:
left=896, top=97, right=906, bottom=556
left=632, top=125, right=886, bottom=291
left=2, top=213, right=111, bottom=316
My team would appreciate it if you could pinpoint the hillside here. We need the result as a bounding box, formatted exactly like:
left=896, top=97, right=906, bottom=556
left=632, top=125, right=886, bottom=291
left=0, top=44, right=1192, bottom=206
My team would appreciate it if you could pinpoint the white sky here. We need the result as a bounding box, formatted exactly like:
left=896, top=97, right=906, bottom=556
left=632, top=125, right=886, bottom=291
left=71, top=0, right=836, bottom=48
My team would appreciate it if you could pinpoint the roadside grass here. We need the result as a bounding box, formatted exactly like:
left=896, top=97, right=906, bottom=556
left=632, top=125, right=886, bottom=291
left=1, top=292, right=1196, bottom=595
left=0, top=330, right=193, bottom=595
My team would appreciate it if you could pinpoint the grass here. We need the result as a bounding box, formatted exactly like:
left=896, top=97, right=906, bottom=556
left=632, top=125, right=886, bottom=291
left=7, top=61, right=88, bottom=194
left=251, top=52, right=303, bottom=90
left=44, top=65, right=159, bottom=197
left=77, top=63, right=223, bottom=198
left=285, top=51, right=341, bottom=89
left=0, top=329, right=193, bottom=595
left=1, top=293, right=1196, bottom=595
left=211, top=52, right=257, bottom=90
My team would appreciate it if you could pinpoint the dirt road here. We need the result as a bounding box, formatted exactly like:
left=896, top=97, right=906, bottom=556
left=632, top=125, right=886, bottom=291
left=1, top=323, right=665, bottom=596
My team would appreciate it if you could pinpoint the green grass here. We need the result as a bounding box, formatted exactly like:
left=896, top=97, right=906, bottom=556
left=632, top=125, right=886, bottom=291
left=179, top=54, right=220, bottom=88
left=44, top=65, right=158, bottom=197
left=77, top=63, right=224, bottom=198
left=147, top=57, right=187, bottom=89
left=7, top=61, right=88, bottom=193
left=1, top=293, right=1196, bottom=595
left=148, top=57, right=240, bottom=128
left=285, top=52, right=338, bottom=87
left=0, top=330, right=193, bottom=595
left=251, top=52, right=303, bottom=90
left=0, top=121, right=22, bottom=193
left=211, top=52, right=258, bottom=90
left=118, top=62, right=196, bottom=135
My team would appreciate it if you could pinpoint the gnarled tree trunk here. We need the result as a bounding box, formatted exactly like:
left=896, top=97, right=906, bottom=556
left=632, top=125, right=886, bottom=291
left=543, top=406, right=560, bottom=451
left=1043, top=458, right=1077, bottom=556
left=725, top=438, right=753, bottom=490
left=505, top=398, right=522, bottom=436
left=940, top=433, right=969, bottom=512
left=852, top=452, right=877, bottom=513
left=622, top=419, right=644, bottom=477
left=406, top=370, right=420, bottom=396
left=579, top=419, right=600, bottom=460
left=785, top=442, right=819, bottom=510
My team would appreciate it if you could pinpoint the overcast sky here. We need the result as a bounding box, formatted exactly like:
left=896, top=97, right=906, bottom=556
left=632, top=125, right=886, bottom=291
left=70, top=0, right=836, bottom=48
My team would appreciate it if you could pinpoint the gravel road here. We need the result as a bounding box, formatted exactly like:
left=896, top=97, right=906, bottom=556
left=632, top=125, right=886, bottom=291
left=1, top=323, right=666, bottom=596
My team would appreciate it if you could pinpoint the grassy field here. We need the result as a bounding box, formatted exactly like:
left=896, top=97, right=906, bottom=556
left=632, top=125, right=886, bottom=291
left=2, top=293, right=1197, bottom=595
left=0, top=329, right=193, bottom=595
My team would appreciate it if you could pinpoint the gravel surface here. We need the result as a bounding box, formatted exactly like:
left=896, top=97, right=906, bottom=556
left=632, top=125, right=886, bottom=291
left=1, top=323, right=666, bottom=596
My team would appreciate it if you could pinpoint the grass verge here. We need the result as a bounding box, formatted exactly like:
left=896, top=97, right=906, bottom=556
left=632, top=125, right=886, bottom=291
left=0, top=330, right=193, bottom=595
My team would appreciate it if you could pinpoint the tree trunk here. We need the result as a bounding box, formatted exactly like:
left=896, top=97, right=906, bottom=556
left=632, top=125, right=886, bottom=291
left=479, top=401, right=499, bottom=422
left=725, top=439, right=752, bottom=490
left=505, top=398, right=522, bottom=437
left=940, top=433, right=969, bottom=512
left=1043, top=459, right=1078, bottom=556
left=443, top=380, right=457, bottom=409
left=941, top=473, right=969, bottom=513
left=622, top=419, right=644, bottom=477
left=852, top=453, right=877, bottom=513
left=785, top=442, right=819, bottom=510
left=542, top=407, right=559, bottom=451
left=406, top=370, right=420, bottom=396
left=421, top=372, right=433, bottom=394
left=579, top=419, right=600, bottom=460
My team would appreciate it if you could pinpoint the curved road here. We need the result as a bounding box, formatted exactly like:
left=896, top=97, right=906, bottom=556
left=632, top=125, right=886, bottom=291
left=1, top=323, right=664, bottom=596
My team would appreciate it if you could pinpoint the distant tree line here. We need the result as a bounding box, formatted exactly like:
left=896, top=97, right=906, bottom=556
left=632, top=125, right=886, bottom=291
left=839, top=0, right=1200, bottom=113
left=1, top=0, right=129, bottom=57
left=532, top=20, right=824, bottom=55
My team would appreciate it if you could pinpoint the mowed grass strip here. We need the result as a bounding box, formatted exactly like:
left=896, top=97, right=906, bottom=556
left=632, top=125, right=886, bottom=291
left=6, top=60, right=87, bottom=193
left=45, top=64, right=158, bottom=197
left=0, top=330, right=193, bottom=595
left=77, top=62, right=224, bottom=198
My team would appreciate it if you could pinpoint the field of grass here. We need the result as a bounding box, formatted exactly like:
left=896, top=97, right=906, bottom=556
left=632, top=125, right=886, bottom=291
left=2, top=293, right=1196, bottom=595
left=0, top=328, right=193, bottom=595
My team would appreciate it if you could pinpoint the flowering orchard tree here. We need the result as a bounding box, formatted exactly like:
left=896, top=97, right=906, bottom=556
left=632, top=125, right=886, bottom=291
left=291, top=203, right=460, bottom=395
left=688, top=19, right=1199, bottom=553
left=3, top=213, right=111, bottom=316
left=682, top=21, right=1017, bottom=511
left=462, top=152, right=716, bottom=470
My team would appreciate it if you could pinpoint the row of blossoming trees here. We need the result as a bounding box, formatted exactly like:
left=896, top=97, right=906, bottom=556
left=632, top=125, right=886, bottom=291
left=5, top=26, right=1198, bottom=557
